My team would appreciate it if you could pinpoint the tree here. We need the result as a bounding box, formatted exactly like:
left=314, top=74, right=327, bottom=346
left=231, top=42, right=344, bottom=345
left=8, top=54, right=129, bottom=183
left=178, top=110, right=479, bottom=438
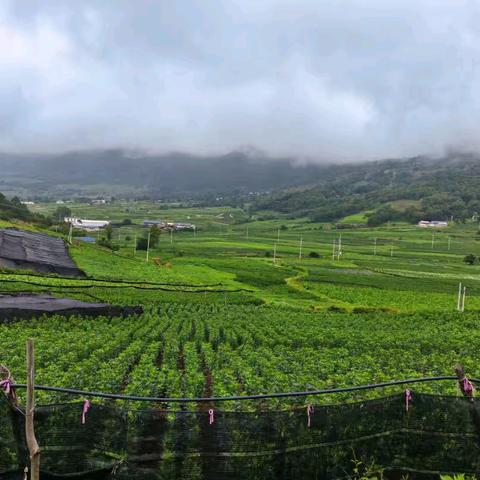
left=52, top=206, right=71, bottom=223
left=136, top=237, right=149, bottom=250
left=463, top=254, right=478, bottom=265
left=105, top=224, right=113, bottom=241
left=149, top=225, right=161, bottom=248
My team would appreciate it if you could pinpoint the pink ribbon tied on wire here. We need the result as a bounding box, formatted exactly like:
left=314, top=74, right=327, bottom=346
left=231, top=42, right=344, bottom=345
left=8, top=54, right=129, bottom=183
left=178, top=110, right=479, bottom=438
left=405, top=389, right=412, bottom=412
left=81, top=400, right=91, bottom=424
left=462, top=377, right=474, bottom=398
left=0, top=378, right=12, bottom=395
left=208, top=409, right=215, bottom=425
left=307, top=404, right=314, bottom=428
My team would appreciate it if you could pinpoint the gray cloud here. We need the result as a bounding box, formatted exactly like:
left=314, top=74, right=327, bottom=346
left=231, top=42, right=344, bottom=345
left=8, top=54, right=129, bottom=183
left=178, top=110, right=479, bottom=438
left=1, top=0, right=480, bottom=161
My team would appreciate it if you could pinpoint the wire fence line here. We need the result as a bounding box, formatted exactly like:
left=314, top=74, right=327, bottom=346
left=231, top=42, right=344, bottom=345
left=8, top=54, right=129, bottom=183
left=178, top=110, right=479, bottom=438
left=10, top=375, right=479, bottom=403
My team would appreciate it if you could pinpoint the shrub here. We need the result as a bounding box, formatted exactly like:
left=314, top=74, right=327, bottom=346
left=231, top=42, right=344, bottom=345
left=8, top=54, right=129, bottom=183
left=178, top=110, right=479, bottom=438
left=308, top=251, right=321, bottom=258
left=136, top=237, right=149, bottom=251
left=464, top=254, right=478, bottom=265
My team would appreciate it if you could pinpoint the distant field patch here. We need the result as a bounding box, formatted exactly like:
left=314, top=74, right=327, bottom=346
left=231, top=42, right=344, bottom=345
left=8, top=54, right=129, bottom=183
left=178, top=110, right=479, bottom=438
left=339, top=211, right=372, bottom=224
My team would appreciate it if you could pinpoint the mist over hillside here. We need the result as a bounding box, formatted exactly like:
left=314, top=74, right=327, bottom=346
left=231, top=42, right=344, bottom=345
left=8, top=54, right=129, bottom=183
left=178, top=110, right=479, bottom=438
left=0, top=150, right=328, bottom=198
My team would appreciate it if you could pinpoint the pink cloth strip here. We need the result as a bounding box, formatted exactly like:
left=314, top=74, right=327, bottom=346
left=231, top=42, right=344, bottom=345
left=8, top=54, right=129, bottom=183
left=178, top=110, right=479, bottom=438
left=405, top=389, right=412, bottom=412
left=0, top=379, right=12, bottom=394
left=82, top=400, right=91, bottom=424
left=307, top=404, right=314, bottom=427
left=463, top=377, right=474, bottom=397
left=208, top=408, right=214, bottom=425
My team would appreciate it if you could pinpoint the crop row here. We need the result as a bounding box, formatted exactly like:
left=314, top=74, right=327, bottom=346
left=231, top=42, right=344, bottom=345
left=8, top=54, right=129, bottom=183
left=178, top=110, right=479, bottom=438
left=0, top=303, right=477, bottom=408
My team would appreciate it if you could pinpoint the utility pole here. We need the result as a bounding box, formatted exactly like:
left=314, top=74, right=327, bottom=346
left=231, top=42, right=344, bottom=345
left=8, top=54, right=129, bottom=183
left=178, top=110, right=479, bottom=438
left=431, top=233, right=435, bottom=249
left=146, top=231, right=151, bottom=262
left=170, top=229, right=173, bottom=245
left=273, top=242, right=277, bottom=264
left=448, top=236, right=451, bottom=251
left=299, top=236, right=303, bottom=260
left=373, top=237, right=377, bottom=256
left=133, top=234, right=137, bottom=257
left=390, top=242, right=393, bottom=257
left=332, top=238, right=336, bottom=261
left=461, top=286, right=466, bottom=312
left=68, top=222, right=73, bottom=244
left=26, top=339, right=40, bottom=480
left=337, top=234, right=342, bottom=260
left=457, top=282, right=462, bottom=311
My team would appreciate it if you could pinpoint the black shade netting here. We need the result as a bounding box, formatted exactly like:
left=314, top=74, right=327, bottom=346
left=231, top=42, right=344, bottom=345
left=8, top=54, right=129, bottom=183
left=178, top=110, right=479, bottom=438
left=1, top=393, right=480, bottom=479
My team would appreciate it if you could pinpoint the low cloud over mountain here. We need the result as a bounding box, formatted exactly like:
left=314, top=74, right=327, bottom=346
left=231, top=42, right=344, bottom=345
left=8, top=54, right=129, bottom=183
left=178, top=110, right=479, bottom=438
left=1, top=1, right=480, bottom=160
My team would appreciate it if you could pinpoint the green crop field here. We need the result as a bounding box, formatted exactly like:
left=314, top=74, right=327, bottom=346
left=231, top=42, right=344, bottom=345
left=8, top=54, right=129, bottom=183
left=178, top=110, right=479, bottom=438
left=2, top=201, right=480, bottom=406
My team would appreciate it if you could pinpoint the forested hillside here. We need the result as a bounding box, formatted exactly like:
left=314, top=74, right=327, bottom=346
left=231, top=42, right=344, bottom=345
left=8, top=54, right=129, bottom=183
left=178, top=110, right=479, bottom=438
left=253, top=154, right=480, bottom=224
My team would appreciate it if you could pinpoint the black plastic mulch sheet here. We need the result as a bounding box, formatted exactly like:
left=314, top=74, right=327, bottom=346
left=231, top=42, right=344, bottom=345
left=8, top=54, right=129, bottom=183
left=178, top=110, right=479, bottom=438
left=0, top=393, right=479, bottom=479
left=0, top=228, right=84, bottom=276
left=0, top=294, right=143, bottom=321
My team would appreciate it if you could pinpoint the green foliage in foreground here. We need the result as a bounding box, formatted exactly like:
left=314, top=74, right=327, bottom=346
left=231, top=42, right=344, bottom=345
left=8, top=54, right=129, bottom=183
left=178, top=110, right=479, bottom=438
left=1, top=304, right=476, bottom=408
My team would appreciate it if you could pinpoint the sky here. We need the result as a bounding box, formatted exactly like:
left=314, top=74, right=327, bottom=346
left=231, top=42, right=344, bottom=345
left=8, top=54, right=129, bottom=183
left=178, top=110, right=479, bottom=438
left=1, top=0, right=480, bottom=162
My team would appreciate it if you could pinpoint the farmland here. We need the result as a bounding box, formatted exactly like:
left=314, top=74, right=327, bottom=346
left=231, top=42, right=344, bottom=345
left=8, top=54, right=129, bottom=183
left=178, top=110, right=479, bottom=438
left=2, top=200, right=480, bottom=406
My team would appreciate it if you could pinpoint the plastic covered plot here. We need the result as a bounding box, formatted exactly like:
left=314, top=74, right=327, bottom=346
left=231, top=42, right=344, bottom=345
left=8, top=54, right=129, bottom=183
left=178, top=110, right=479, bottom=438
left=0, top=229, right=84, bottom=276
left=0, top=294, right=142, bottom=321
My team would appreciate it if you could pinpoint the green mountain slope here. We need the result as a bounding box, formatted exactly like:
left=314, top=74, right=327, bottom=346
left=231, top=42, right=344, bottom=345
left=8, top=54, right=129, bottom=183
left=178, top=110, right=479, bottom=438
left=253, top=154, right=480, bottom=224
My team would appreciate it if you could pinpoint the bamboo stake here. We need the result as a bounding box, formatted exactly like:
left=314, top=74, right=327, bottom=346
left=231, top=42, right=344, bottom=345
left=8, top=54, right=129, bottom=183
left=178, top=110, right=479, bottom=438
left=26, top=339, right=40, bottom=480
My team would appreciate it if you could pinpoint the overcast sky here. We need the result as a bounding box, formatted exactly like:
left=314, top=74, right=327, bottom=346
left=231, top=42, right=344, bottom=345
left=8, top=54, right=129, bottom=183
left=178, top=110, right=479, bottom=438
left=1, top=0, right=480, bottom=161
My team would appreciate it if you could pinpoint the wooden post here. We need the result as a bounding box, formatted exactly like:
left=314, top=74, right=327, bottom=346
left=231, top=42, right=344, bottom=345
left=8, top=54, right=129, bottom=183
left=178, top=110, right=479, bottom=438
left=26, top=339, right=40, bottom=480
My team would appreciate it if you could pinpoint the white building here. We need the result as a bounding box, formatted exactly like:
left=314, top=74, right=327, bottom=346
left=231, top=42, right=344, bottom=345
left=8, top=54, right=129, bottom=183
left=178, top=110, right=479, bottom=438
left=418, top=220, right=448, bottom=228
left=65, top=217, right=110, bottom=231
